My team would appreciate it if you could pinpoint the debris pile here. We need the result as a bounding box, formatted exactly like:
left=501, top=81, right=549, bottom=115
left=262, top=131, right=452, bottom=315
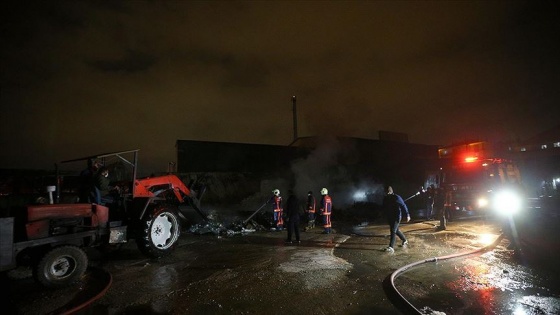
left=186, top=201, right=276, bottom=236
left=187, top=218, right=268, bottom=236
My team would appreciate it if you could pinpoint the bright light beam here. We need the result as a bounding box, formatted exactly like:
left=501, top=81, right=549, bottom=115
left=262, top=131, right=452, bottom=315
left=494, top=190, right=522, bottom=215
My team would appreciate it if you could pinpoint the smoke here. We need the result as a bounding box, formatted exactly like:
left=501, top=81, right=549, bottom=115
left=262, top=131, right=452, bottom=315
left=291, top=136, right=340, bottom=195
left=290, top=136, right=385, bottom=208
left=235, top=136, right=390, bottom=215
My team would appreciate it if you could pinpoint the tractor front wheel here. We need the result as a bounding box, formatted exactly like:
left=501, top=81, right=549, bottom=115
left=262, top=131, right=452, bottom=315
left=33, top=245, right=88, bottom=288
left=136, top=204, right=181, bottom=258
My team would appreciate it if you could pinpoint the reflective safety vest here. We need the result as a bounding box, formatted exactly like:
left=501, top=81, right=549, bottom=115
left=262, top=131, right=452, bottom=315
left=321, top=195, right=332, bottom=215
left=272, top=195, right=284, bottom=227
left=321, top=195, right=332, bottom=228
left=272, top=196, right=283, bottom=212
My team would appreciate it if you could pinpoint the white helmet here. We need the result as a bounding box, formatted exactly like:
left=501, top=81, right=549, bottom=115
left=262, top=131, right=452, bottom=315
left=272, top=189, right=280, bottom=196
left=321, top=188, right=328, bottom=195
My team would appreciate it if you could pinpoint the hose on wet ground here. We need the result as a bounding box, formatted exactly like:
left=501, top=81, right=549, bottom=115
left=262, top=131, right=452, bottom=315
left=48, top=267, right=113, bottom=315
left=382, top=232, right=505, bottom=314
left=351, top=220, right=437, bottom=237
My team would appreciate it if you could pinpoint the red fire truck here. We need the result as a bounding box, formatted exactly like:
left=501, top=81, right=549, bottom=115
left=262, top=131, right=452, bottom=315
left=425, top=141, right=524, bottom=217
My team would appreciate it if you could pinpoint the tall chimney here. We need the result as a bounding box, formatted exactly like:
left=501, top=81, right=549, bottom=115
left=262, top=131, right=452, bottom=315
left=292, top=95, right=298, bottom=142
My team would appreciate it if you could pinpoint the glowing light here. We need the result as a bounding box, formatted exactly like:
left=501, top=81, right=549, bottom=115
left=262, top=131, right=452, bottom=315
left=465, top=156, right=478, bottom=163
left=477, top=197, right=489, bottom=208
left=494, top=190, right=522, bottom=215
left=353, top=191, right=366, bottom=201
left=513, top=305, right=527, bottom=315
left=477, top=233, right=495, bottom=245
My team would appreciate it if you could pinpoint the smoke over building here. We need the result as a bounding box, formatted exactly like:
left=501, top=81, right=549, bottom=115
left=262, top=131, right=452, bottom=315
left=175, top=136, right=438, bottom=210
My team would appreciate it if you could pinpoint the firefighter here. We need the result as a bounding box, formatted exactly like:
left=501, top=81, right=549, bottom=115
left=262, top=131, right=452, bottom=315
left=320, top=188, right=332, bottom=234
left=305, top=190, right=316, bottom=231
left=425, top=184, right=435, bottom=220
left=438, top=187, right=452, bottom=230
left=270, top=189, right=284, bottom=231
left=434, top=186, right=446, bottom=226
left=382, top=185, right=410, bottom=252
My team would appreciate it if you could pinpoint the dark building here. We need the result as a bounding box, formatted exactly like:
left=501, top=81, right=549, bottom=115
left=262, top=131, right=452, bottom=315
left=175, top=136, right=439, bottom=207
left=501, top=124, right=560, bottom=197
left=176, top=140, right=306, bottom=174
left=174, top=123, right=559, bottom=210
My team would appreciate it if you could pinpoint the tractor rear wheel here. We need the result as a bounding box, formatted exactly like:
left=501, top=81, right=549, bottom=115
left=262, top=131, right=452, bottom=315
left=33, top=245, right=88, bottom=288
left=136, top=204, right=181, bottom=258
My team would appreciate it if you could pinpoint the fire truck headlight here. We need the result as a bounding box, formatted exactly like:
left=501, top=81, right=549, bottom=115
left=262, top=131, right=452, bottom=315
left=493, top=190, right=522, bottom=215
left=477, top=197, right=489, bottom=208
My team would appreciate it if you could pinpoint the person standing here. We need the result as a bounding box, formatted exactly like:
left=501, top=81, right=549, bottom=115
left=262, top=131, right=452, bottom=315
left=438, top=187, right=454, bottom=230
left=320, top=188, right=332, bottom=234
left=270, top=189, right=284, bottom=231
left=437, top=186, right=450, bottom=230
left=305, top=190, right=316, bottom=231
left=78, top=159, right=99, bottom=203
left=434, top=186, right=445, bottom=226
left=285, top=190, right=301, bottom=244
left=382, top=185, right=410, bottom=252
left=425, top=185, right=435, bottom=220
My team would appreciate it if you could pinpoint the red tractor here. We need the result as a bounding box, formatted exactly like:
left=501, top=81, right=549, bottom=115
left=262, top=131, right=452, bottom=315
left=0, top=150, right=207, bottom=288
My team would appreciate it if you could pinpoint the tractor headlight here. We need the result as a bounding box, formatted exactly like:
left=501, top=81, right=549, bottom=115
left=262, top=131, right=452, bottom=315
left=493, top=190, right=522, bottom=215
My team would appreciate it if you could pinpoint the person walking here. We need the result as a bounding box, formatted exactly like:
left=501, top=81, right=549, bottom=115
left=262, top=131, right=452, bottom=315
left=382, top=185, right=410, bottom=252
left=305, top=190, right=316, bottom=231
left=285, top=190, right=301, bottom=244
left=270, top=189, right=284, bottom=231
left=320, top=188, right=332, bottom=234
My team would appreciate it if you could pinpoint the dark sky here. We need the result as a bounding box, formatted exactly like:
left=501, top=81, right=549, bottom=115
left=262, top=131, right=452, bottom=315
left=1, top=1, right=559, bottom=173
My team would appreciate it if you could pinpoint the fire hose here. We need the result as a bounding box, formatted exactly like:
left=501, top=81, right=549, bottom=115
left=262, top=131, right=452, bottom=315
left=382, top=233, right=505, bottom=314
left=242, top=201, right=269, bottom=226
left=404, top=191, right=421, bottom=202
left=49, top=267, right=112, bottom=315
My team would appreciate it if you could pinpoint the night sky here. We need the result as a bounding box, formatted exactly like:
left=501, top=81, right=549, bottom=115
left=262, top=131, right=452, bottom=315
left=1, top=1, right=559, bottom=174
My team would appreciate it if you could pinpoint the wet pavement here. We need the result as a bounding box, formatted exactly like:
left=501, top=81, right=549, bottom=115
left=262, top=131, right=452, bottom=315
left=4, top=208, right=560, bottom=315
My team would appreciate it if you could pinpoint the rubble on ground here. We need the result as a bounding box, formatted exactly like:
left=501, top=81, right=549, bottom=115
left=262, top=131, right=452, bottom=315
left=187, top=218, right=268, bottom=236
